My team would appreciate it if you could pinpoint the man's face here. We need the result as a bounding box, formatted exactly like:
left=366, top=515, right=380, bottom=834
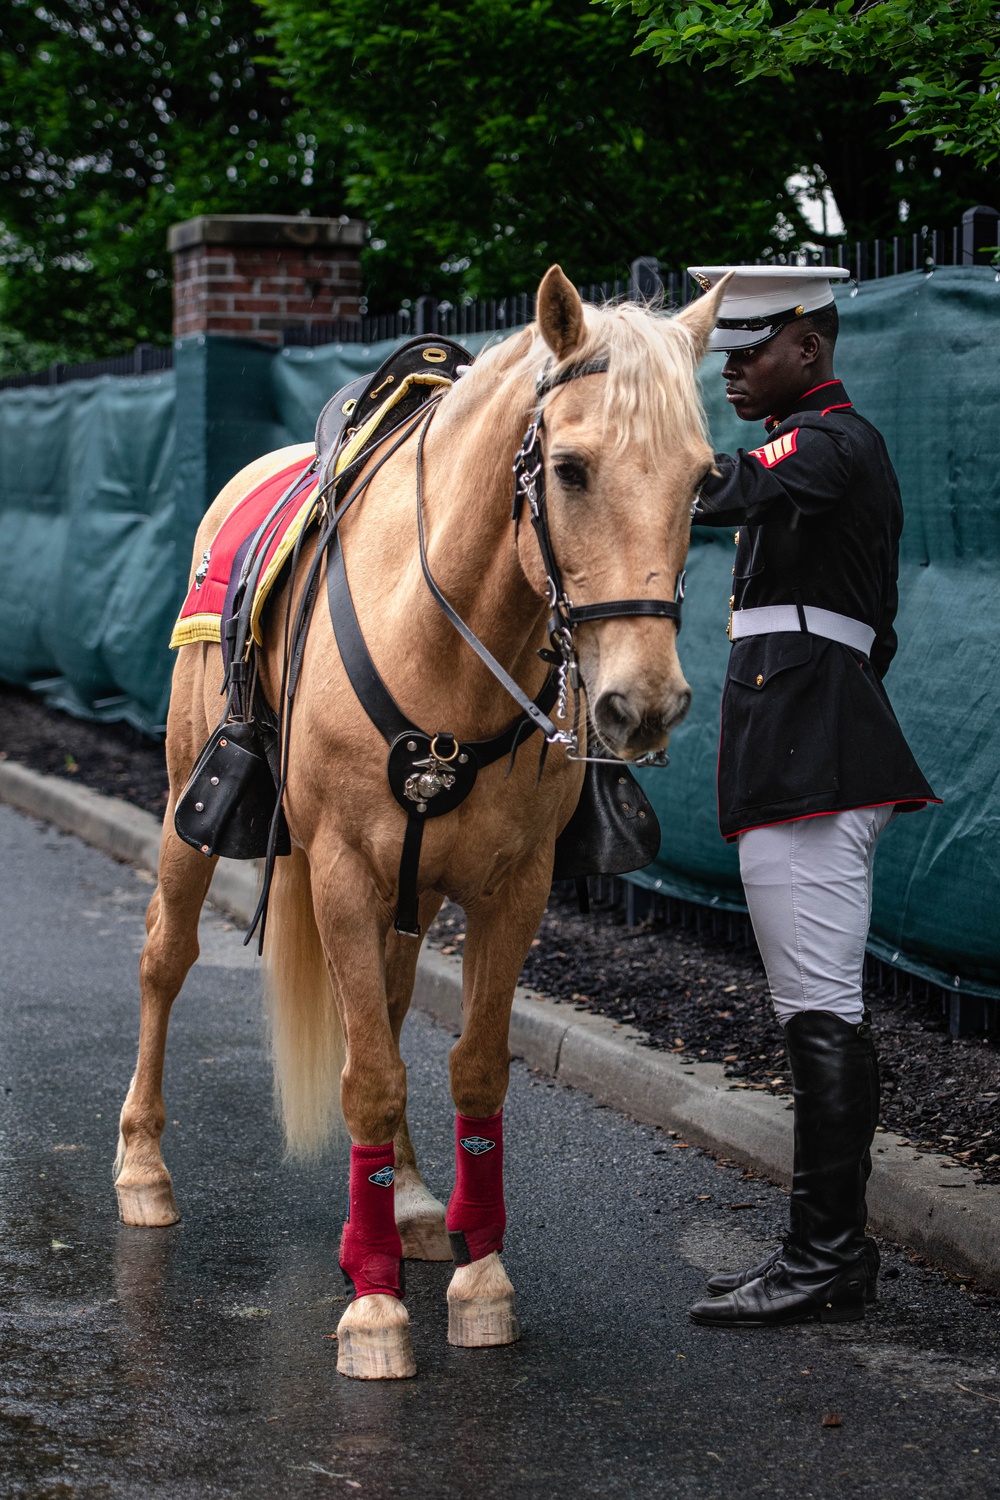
left=720, top=321, right=822, bottom=423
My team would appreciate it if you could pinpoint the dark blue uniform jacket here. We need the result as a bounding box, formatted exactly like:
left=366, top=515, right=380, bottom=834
left=692, top=379, right=936, bottom=840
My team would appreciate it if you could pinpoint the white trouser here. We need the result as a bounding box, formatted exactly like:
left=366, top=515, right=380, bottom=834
left=738, top=805, right=896, bottom=1026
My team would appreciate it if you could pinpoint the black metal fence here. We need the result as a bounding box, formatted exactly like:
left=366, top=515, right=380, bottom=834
left=3, top=204, right=996, bottom=388
left=0, top=342, right=173, bottom=393
left=287, top=204, right=1000, bottom=350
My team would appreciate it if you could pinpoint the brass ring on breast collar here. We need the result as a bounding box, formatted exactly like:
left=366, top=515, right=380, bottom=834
left=429, top=734, right=460, bottom=763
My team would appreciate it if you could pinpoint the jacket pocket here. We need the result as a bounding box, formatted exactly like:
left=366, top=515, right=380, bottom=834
left=722, top=636, right=839, bottom=813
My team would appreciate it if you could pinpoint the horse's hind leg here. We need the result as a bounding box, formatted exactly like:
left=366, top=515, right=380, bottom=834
left=115, top=825, right=216, bottom=1225
left=385, top=899, right=452, bottom=1261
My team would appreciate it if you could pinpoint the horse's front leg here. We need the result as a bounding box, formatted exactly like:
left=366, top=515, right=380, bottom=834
left=385, top=897, right=453, bottom=1261
left=446, top=868, right=551, bottom=1348
left=312, top=858, right=416, bottom=1380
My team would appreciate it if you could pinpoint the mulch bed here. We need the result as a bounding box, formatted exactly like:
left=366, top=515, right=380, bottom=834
left=4, top=680, right=999, bottom=1183
left=0, top=684, right=169, bottom=816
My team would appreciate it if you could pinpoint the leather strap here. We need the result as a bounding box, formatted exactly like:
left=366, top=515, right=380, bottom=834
left=327, top=523, right=559, bottom=769
left=536, top=356, right=610, bottom=397
left=413, top=410, right=561, bottom=742
left=567, top=599, right=683, bottom=626
left=395, top=815, right=426, bottom=937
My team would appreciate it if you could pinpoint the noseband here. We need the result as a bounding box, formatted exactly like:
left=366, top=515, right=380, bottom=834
left=510, top=357, right=685, bottom=765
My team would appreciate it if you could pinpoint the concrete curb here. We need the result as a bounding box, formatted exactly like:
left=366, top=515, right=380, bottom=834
left=4, top=757, right=1000, bottom=1289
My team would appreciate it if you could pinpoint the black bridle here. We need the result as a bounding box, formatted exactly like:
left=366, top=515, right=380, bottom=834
left=508, top=356, right=685, bottom=765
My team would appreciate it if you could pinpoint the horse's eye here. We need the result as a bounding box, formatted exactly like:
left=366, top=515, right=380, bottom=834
left=553, top=459, right=588, bottom=491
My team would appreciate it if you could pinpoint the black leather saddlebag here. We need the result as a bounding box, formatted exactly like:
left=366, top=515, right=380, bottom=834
left=174, top=719, right=290, bottom=860
left=552, top=758, right=660, bottom=881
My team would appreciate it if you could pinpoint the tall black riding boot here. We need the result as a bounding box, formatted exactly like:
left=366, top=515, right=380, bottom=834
left=690, top=1009, right=880, bottom=1328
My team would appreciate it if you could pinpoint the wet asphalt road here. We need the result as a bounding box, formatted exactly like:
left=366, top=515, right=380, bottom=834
left=2, top=805, right=1000, bottom=1499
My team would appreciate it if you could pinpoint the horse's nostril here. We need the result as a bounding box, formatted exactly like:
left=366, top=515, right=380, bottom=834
left=595, top=690, right=639, bottom=739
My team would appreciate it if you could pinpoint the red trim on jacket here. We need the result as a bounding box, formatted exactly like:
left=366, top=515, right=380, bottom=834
left=798, top=379, right=842, bottom=401
left=821, top=401, right=854, bottom=415
left=726, top=797, right=941, bottom=843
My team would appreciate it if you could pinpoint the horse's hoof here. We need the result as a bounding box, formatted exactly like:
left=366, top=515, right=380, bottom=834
left=115, top=1181, right=180, bottom=1227
left=336, top=1295, right=416, bottom=1380
left=447, top=1293, right=520, bottom=1348
left=399, top=1213, right=452, bottom=1262
left=447, top=1251, right=520, bottom=1348
left=395, top=1181, right=452, bottom=1261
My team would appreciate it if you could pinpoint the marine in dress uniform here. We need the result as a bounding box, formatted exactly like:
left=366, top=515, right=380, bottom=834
left=683, top=266, right=936, bottom=1329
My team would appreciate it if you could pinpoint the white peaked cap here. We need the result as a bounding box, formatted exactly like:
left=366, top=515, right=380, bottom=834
left=686, top=265, right=851, bottom=351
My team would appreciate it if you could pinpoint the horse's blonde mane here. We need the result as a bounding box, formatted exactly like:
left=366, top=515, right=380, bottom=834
left=444, top=298, right=707, bottom=477
left=541, top=300, right=707, bottom=465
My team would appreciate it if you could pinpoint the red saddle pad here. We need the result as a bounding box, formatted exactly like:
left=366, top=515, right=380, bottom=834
left=171, top=451, right=317, bottom=650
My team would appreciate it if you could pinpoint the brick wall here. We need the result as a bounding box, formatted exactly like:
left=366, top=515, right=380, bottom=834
left=169, top=215, right=366, bottom=345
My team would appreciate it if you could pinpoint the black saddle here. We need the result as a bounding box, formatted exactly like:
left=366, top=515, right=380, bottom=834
left=314, top=336, right=469, bottom=492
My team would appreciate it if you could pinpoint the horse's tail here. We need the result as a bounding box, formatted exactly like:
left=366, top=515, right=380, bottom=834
left=262, top=845, right=345, bottom=1158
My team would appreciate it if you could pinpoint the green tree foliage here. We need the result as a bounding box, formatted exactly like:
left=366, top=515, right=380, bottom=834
left=0, top=0, right=994, bottom=358
left=260, top=0, right=823, bottom=306
left=0, top=0, right=330, bottom=357
left=616, top=0, right=1000, bottom=169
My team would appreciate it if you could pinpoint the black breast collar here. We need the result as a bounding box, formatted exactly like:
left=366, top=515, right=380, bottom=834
left=326, top=524, right=558, bottom=935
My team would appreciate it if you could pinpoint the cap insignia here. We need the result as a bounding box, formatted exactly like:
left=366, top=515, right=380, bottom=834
left=694, top=272, right=712, bottom=293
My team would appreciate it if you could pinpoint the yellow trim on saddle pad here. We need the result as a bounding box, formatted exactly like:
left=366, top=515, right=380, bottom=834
left=248, top=484, right=320, bottom=646
left=171, top=370, right=454, bottom=654
left=247, top=371, right=453, bottom=647
left=169, top=612, right=225, bottom=649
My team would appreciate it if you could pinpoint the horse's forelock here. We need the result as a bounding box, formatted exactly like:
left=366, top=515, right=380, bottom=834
left=539, top=301, right=707, bottom=468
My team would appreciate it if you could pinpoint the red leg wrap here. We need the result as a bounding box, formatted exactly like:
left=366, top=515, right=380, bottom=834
left=446, top=1110, right=506, bottom=1265
left=339, top=1143, right=403, bottom=1301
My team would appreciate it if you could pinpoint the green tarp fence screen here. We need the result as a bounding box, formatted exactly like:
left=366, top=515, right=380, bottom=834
left=0, top=270, right=997, bottom=995
left=0, top=370, right=178, bottom=733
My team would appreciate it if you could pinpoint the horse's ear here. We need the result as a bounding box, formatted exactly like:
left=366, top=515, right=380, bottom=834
left=674, top=272, right=734, bottom=358
left=537, top=265, right=585, bottom=360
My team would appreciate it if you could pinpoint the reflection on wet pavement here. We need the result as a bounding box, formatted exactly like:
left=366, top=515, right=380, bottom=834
left=2, top=805, right=1000, bottom=1499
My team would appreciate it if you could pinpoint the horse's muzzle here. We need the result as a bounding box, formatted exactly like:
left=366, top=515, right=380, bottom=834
left=592, top=683, right=692, bottom=759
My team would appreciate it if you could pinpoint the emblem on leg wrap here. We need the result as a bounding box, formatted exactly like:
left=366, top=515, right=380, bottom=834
left=368, top=1166, right=395, bottom=1186
left=460, top=1136, right=496, bottom=1155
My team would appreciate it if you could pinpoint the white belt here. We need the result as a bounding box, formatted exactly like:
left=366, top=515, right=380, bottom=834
left=729, top=604, right=875, bottom=656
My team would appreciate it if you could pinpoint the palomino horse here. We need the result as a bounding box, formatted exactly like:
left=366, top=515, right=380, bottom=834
left=114, top=267, right=729, bottom=1380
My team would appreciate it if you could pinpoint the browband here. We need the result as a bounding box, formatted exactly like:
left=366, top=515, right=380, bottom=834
left=535, top=356, right=610, bottom=399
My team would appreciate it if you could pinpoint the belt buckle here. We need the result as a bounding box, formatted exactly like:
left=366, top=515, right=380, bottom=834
left=727, top=596, right=735, bottom=641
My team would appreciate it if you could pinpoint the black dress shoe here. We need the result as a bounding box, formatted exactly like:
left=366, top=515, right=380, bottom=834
left=706, top=1234, right=880, bottom=1303
left=689, top=1255, right=868, bottom=1328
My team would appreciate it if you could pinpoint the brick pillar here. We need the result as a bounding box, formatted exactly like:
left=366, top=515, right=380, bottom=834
left=168, top=214, right=366, bottom=344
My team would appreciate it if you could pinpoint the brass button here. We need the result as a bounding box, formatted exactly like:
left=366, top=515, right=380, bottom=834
left=734, top=531, right=740, bottom=545
left=756, top=673, right=764, bottom=687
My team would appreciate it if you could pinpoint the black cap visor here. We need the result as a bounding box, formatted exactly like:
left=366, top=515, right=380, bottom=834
left=707, top=299, right=835, bottom=355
